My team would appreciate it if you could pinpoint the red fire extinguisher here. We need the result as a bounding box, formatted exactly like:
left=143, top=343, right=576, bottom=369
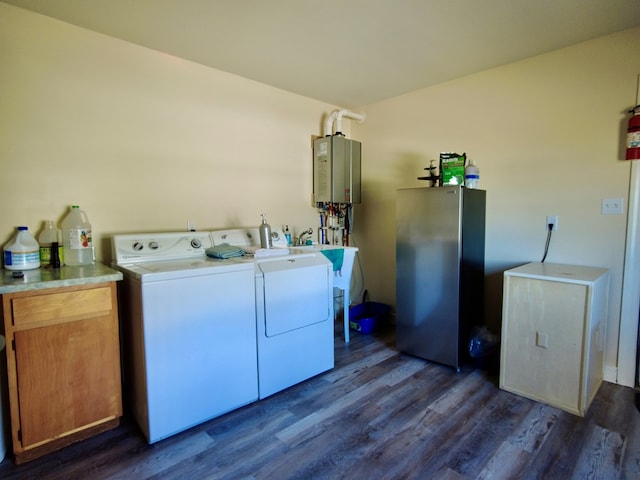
left=627, top=105, right=640, bottom=160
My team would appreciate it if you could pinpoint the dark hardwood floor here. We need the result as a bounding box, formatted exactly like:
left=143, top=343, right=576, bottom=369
left=1, top=321, right=639, bottom=480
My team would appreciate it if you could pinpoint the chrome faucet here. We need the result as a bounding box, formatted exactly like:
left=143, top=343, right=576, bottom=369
left=297, top=228, right=313, bottom=245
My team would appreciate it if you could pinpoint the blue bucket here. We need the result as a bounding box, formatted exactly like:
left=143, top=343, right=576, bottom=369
left=348, top=302, right=391, bottom=333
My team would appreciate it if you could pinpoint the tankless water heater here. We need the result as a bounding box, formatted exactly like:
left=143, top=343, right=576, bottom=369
left=313, top=135, right=361, bottom=204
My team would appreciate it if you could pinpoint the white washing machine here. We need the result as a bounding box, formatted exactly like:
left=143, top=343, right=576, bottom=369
left=112, top=231, right=258, bottom=443
left=211, top=228, right=335, bottom=399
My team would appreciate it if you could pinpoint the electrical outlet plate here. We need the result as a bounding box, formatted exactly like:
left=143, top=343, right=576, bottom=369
left=602, top=197, right=624, bottom=215
left=546, top=215, right=558, bottom=231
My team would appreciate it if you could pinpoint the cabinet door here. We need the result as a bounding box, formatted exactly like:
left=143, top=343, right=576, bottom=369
left=501, top=276, right=587, bottom=414
left=14, top=313, right=121, bottom=448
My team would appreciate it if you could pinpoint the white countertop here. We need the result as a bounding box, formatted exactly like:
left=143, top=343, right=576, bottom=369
left=504, top=262, right=608, bottom=284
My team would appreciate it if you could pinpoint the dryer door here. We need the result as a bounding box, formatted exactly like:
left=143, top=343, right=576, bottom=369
left=258, top=255, right=332, bottom=337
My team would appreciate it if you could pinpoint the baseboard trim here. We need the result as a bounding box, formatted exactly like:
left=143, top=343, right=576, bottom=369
left=604, top=365, right=620, bottom=385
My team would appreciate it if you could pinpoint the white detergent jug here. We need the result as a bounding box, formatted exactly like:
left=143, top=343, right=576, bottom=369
left=4, top=226, right=40, bottom=270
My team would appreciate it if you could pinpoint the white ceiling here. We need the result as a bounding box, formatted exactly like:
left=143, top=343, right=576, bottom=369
left=4, top=0, right=640, bottom=108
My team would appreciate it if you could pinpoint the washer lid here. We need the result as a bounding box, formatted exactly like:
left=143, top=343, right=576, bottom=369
left=115, top=256, right=253, bottom=282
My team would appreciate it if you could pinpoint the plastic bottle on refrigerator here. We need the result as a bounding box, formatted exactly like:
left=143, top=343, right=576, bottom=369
left=465, top=159, right=480, bottom=189
left=61, top=205, right=94, bottom=265
left=3, top=226, right=40, bottom=270
left=38, top=220, right=63, bottom=267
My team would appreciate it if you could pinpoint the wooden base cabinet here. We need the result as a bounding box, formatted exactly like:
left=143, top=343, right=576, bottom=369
left=1, top=282, right=122, bottom=464
left=500, top=263, right=609, bottom=417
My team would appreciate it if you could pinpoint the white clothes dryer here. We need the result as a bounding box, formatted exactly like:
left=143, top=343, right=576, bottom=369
left=211, top=228, right=334, bottom=399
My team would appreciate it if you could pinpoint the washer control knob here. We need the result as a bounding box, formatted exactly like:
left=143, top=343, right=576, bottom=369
left=191, top=238, right=202, bottom=249
left=148, top=241, right=159, bottom=250
left=132, top=242, right=143, bottom=251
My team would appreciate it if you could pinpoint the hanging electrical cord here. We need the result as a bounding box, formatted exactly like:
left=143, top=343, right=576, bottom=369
left=540, top=223, right=554, bottom=263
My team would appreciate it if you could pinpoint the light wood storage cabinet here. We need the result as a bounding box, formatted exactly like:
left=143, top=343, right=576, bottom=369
left=1, top=279, right=122, bottom=464
left=500, top=263, right=609, bottom=417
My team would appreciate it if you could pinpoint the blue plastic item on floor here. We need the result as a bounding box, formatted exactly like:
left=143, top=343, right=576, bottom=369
left=348, top=302, right=390, bottom=333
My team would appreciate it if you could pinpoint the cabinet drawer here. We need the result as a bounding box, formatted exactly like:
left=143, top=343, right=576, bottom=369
left=11, top=286, right=113, bottom=327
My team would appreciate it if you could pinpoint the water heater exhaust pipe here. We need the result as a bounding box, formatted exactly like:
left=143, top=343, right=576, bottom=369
left=324, top=109, right=366, bottom=137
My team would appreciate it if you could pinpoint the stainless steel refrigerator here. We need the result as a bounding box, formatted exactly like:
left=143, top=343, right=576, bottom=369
left=396, top=186, right=485, bottom=370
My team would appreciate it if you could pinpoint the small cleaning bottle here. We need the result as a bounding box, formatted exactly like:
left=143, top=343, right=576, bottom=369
left=284, top=225, right=292, bottom=246
left=50, top=241, right=61, bottom=269
left=38, top=220, right=62, bottom=267
left=259, top=214, right=272, bottom=249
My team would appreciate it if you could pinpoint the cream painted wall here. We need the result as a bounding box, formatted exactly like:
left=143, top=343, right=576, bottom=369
left=352, top=27, right=640, bottom=380
left=2, top=4, right=639, bottom=383
left=0, top=3, right=337, bottom=262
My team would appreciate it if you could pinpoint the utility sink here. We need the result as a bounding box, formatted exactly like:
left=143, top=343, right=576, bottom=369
left=289, top=245, right=358, bottom=343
